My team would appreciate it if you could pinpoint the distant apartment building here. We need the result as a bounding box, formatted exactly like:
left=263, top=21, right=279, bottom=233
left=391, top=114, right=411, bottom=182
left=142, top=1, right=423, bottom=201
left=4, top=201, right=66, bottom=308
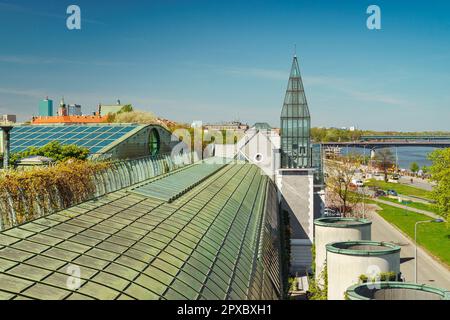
left=98, top=100, right=126, bottom=116
left=1, top=114, right=16, bottom=123
left=38, top=98, right=53, bottom=117
left=204, top=121, right=249, bottom=131
left=67, top=104, right=82, bottom=116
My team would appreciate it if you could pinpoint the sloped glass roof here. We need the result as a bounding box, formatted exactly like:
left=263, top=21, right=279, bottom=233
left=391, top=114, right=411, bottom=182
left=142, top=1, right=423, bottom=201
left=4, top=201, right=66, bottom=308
left=0, top=162, right=281, bottom=300
left=130, top=159, right=230, bottom=202
left=9, top=124, right=141, bottom=155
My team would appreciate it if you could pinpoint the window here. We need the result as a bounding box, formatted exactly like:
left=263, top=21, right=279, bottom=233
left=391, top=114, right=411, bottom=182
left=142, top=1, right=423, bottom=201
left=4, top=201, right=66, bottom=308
left=149, top=128, right=160, bottom=156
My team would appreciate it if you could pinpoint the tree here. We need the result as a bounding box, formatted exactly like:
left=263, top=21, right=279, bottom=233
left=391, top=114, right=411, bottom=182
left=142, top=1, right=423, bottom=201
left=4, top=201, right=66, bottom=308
left=325, top=154, right=364, bottom=216
left=374, top=148, right=395, bottom=182
left=118, top=104, right=133, bottom=114
left=428, top=148, right=450, bottom=219
left=410, top=162, right=419, bottom=174
left=8, top=141, right=89, bottom=165
left=108, top=110, right=156, bottom=124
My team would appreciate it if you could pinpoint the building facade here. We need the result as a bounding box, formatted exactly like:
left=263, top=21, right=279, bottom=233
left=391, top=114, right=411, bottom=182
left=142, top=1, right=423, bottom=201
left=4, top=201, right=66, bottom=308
left=38, top=98, right=53, bottom=117
left=1, top=115, right=16, bottom=123
left=67, top=104, right=82, bottom=116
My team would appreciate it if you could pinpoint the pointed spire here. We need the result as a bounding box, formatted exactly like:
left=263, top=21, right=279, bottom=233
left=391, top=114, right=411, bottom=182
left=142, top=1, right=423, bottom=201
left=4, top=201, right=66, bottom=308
left=289, top=55, right=301, bottom=78
left=280, top=55, right=311, bottom=168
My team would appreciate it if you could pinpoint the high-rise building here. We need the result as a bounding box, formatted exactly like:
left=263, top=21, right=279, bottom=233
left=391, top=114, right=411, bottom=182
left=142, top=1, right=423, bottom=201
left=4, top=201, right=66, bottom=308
left=58, top=98, right=67, bottom=116
left=280, top=55, right=311, bottom=168
left=38, top=97, right=53, bottom=117
left=67, top=104, right=82, bottom=116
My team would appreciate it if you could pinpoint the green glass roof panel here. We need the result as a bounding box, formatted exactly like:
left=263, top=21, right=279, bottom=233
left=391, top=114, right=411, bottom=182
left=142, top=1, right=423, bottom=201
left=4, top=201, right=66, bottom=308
left=0, top=162, right=281, bottom=300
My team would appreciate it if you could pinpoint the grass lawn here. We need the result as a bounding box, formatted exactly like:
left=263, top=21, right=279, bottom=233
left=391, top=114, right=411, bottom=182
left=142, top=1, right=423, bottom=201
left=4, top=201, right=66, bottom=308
left=379, top=196, right=440, bottom=215
left=375, top=203, right=450, bottom=267
left=365, top=179, right=432, bottom=200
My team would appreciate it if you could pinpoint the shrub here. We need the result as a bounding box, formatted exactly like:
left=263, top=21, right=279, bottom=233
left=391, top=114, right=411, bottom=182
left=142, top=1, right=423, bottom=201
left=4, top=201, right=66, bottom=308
left=0, top=159, right=109, bottom=228
left=6, top=141, right=89, bottom=166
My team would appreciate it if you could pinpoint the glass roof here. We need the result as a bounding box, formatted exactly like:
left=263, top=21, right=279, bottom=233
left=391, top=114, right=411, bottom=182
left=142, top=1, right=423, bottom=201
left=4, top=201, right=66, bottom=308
left=130, top=158, right=231, bottom=202
left=9, top=125, right=140, bottom=155
left=0, top=162, right=280, bottom=300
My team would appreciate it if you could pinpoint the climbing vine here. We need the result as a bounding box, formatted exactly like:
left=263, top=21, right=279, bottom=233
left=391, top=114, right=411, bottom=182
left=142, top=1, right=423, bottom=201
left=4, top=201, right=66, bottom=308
left=0, top=159, right=110, bottom=229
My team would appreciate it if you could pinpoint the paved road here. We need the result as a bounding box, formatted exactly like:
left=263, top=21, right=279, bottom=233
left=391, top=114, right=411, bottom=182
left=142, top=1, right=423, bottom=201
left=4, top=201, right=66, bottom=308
left=369, top=209, right=450, bottom=290
left=399, top=176, right=435, bottom=191
left=371, top=197, right=441, bottom=219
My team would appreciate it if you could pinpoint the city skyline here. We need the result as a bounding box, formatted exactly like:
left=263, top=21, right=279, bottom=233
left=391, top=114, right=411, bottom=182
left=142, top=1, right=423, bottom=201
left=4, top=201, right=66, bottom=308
left=0, top=0, right=449, bottom=130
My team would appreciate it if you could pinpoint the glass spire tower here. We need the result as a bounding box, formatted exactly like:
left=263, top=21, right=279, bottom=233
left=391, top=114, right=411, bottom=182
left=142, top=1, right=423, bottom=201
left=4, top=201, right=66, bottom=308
left=280, top=55, right=311, bottom=168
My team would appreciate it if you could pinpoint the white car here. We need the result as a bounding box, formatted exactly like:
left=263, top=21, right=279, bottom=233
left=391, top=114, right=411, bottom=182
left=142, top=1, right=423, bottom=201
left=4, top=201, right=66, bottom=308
left=352, top=179, right=364, bottom=187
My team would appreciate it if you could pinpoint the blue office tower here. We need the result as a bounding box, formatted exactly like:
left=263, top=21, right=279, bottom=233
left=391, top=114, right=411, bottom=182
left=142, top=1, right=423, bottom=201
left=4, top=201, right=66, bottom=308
left=38, top=98, right=53, bottom=116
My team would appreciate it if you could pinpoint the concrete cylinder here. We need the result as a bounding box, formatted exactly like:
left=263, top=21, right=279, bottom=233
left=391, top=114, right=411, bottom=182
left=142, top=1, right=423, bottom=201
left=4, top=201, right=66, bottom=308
left=346, top=282, right=450, bottom=300
left=314, top=218, right=372, bottom=282
left=326, top=241, right=401, bottom=300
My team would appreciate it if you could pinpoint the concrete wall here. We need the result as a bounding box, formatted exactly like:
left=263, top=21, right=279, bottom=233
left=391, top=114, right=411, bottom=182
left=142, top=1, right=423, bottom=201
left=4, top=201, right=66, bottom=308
left=348, top=283, right=449, bottom=300
left=327, top=245, right=400, bottom=300
left=314, top=219, right=371, bottom=283
left=277, top=169, right=315, bottom=273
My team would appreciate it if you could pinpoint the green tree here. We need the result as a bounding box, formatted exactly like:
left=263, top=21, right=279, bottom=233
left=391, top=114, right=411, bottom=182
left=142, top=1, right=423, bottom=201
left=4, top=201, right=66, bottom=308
left=8, top=141, right=89, bottom=165
left=325, top=154, right=364, bottom=216
left=428, top=148, right=450, bottom=219
left=118, top=104, right=133, bottom=114
left=374, top=149, right=395, bottom=182
left=410, top=162, right=419, bottom=174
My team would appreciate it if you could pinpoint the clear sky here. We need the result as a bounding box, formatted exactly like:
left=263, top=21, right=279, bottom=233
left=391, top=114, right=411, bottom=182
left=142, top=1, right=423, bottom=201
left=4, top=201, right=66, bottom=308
left=0, top=0, right=449, bottom=130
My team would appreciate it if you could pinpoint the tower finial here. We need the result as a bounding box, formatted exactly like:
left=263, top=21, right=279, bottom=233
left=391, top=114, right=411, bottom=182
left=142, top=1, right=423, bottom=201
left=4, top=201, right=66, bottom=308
left=294, top=44, right=297, bottom=58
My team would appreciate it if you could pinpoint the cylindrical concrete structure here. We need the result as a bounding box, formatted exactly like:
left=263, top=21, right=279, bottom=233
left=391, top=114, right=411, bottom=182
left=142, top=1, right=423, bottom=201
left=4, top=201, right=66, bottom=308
left=346, top=282, right=450, bottom=300
left=314, top=217, right=372, bottom=281
left=326, top=241, right=401, bottom=300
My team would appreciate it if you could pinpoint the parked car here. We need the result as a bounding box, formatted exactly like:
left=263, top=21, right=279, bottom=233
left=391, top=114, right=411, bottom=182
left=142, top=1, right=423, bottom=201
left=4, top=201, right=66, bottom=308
left=387, top=189, right=398, bottom=196
left=374, top=189, right=386, bottom=197
left=351, top=179, right=364, bottom=187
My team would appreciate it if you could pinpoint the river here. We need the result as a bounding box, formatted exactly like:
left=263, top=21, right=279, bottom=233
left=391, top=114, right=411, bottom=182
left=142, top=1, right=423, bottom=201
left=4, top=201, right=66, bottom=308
left=341, top=146, right=440, bottom=170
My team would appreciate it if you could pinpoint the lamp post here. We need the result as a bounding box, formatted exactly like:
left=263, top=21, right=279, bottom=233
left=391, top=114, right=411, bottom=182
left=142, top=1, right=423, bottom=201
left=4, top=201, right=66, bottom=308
left=414, top=218, right=445, bottom=283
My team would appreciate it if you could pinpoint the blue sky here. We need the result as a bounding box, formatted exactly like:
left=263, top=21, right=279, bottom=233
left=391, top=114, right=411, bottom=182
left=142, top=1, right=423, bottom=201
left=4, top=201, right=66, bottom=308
left=0, top=0, right=449, bottom=130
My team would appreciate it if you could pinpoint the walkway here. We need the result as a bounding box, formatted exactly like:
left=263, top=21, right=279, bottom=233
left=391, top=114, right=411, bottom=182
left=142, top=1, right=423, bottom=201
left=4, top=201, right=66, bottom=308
left=398, top=176, right=435, bottom=192
left=371, top=198, right=441, bottom=219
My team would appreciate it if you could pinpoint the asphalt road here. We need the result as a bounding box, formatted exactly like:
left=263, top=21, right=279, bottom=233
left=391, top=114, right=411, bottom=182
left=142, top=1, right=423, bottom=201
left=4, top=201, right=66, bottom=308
left=398, top=176, right=435, bottom=191
left=369, top=210, right=450, bottom=290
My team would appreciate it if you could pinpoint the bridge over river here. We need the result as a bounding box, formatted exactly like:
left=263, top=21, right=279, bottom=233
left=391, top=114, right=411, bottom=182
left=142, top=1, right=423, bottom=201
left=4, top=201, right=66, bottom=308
left=321, top=135, right=450, bottom=149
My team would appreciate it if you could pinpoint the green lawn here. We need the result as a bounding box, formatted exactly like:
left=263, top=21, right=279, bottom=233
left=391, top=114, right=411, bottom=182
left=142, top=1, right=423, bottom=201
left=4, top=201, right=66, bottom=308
left=375, top=203, right=450, bottom=267
left=379, top=196, right=440, bottom=215
left=365, top=179, right=432, bottom=200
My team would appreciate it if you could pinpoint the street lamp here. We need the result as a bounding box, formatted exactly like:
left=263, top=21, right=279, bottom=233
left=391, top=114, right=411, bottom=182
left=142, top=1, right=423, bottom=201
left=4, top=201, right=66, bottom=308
left=414, top=218, right=445, bottom=283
